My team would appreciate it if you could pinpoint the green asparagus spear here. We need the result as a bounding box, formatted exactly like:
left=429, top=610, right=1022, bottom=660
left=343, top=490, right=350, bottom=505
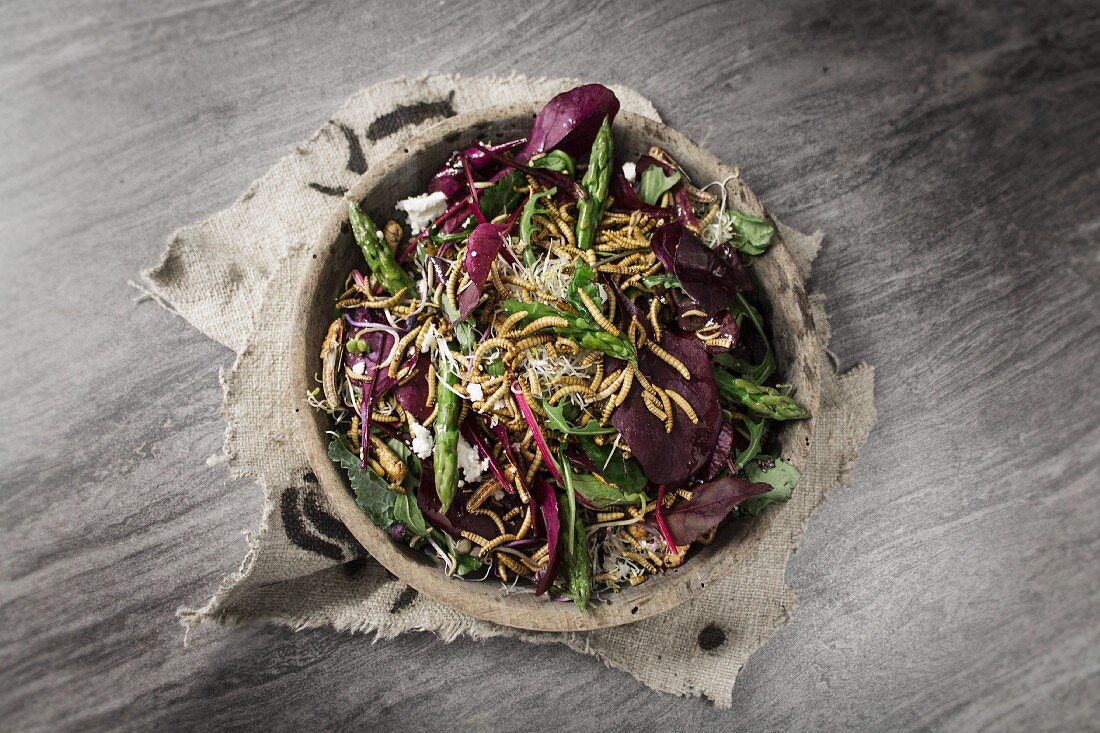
left=565, top=518, right=591, bottom=610
left=348, top=201, right=415, bottom=297
left=574, top=117, right=613, bottom=251
left=433, top=363, right=460, bottom=512
left=713, top=368, right=810, bottom=421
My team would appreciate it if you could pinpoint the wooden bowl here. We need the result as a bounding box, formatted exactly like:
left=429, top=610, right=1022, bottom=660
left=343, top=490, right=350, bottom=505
left=290, top=107, right=820, bottom=632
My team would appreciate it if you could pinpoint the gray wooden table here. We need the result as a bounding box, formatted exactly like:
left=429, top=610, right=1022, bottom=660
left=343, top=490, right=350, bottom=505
left=3, top=1, right=1098, bottom=730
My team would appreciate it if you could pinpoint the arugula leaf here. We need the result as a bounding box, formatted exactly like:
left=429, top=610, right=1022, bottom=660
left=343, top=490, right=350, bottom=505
left=734, top=417, right=767, bottom=470
left=740, top=457, right=801, bottom=515
left=725, top=209, right=775, bottom=255
left=328, top=434, right=396, bottom=530
left=520, top=186, right=556, bottom=252
left=578, top=435, right=647, bottom=492
left=479, top=169, right=525, bottom=220
left=637, top=166, right=681, bottom=205
left=715, top=294, right=775, bottom=384
left=542, top=399, right=617, bottom=436
left=566, top=261, right=605, bottom=312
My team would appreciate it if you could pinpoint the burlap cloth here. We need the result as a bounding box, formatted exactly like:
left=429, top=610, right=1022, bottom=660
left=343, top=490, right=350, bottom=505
left=147, top=75, right=875, bottom=707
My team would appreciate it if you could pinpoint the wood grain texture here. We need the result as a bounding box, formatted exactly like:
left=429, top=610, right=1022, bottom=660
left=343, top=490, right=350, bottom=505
left=1, top=0, right=1097, bottom=730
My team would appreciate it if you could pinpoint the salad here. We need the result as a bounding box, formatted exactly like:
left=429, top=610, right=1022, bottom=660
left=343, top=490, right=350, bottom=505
left=311, top=84, right=809, bottom=609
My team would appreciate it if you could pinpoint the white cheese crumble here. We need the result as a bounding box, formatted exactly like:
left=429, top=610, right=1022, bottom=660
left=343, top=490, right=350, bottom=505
left=622, top=161, right=637, bottom=183
left=396, top=191, right=448, bottom=233
left=351, top=361, right=366, bottom=375
left=455, top=434, right=489, bottom=487
left=466, top=382, right=484, bottom=401
left=409, top=420, right=434, bottom=460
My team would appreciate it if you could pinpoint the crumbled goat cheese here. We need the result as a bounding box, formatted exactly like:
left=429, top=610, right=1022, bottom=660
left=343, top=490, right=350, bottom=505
left=409, top=420, right=434, bottom=460
left=351, top=361, right=366, bottom=375
left=456, top=434, right=489, bottom=487
left=396, top=191, right=448, bottom=233
left=622, top=161, right=637, bottom=183
left=466, top=382, right=484, bottom=401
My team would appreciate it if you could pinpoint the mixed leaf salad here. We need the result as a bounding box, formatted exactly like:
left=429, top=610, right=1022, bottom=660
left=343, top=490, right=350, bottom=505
left=310, top=84, right=809, bottom=609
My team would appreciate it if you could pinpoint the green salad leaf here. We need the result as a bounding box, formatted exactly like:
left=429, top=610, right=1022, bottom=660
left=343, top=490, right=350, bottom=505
left=725, top=209, right=775, bottom=255
left=734, top=417, right=767, bottom=470
left=541, top=400, right=617, bottom=436
left=328, top=434, right=396, bottom=530
left=569, top=474, right=647, bottom=510
left=639, top=273, right=685, bottom=293
left=520, top=187, right=557, bottom=253
left=479, top=169, right=525, bottom=220
left=740, top=457, right=801, bottom=515
left=530, top=149, right=576, bottom=176
left=714, top=294, right=774, bottom=384
left=638, top=166, right=681, bottom=205
left=394, top=493, right=430, bottom=537
left=454, top=552, right=484, bottom=576
left=579, top=435, right=647, bottom=493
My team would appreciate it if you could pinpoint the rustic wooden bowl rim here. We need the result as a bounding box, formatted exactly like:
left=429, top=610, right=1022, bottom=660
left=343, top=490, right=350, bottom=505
left=290, top=105, right=820, bottom=632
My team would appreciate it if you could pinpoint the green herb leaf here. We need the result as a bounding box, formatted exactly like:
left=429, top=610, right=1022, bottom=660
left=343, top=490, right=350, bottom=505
left=328, top=434, right=396, bottom=530
left=714, top=294, right=774, bottom=384
left=726, top=210, right=775, bottom=255
left=569, top=474, right=647, bottom=510
left=566, top=261, right=604, bottom=314
left=639, top=273, right=684, bottom=292
left=520, top=187, right=557, bottom=249
left=740, top=457, right=801, bottom=515
left=579, top=435, right=647, bottom=493
left=393, top=492, right=430, bottom=537
left=479, top=169, right=525, bottom=220
left=541, top=400, right=617, bottom=436
left=637, top=166, right=681, bottom=205
left=530, top=150, right=576, bottom=176
left=454, top=553, right=484, bottom=576
left=734, top=417, right=767, bottom=470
